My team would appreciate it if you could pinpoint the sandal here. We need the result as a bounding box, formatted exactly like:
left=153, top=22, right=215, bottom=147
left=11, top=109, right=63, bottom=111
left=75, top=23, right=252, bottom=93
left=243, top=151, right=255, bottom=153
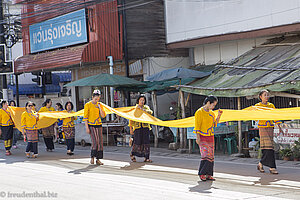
left=130, top=155, right=136, bottom=162
left=257, top=163, right=265, bottom=173
left=32, top=154, right=38, bottom=158
left=269, top=168, right=278, bottom=174
left=96, top=160, right=104, bottom=165
left=5, top=151, right=11, bottom=156
left=144, top=159, right=152, bottom=163
left=199, top=175, right=206, bottom=181
left=206, top=175, right=216, bottom=181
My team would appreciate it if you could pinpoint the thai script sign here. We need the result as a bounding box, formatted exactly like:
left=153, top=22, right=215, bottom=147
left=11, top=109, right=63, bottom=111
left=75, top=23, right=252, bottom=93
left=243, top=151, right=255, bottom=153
left=29, top=9, right=88, bottom=53
left=274, top=128, right=300, bottom=144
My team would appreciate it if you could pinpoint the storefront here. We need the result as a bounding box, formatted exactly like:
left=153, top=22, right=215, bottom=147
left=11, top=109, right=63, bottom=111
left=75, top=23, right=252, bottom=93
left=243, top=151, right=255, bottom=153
left=14, top=0, right=123, bottom=108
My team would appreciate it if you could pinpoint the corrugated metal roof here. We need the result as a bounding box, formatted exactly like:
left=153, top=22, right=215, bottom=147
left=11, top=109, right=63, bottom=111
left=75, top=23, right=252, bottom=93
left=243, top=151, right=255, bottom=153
left=180, top=44, right=300, bottom=97
left=14, top=44, right=88, bottom=73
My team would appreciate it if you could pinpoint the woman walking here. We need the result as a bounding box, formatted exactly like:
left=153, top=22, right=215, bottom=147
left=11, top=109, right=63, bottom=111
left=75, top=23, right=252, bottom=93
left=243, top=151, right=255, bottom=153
left=84, top=90, right=106, bottom=165
left=0, top=100, right=14, bottom=156
left=21, top=102, right=39, bottom=158
left=39, top=99, right=56, bottom=152
left=129, top=95, right=153, bottom=163
left=255, top=89, right=283, bottom=174
left=9, top=100, right=21, bottom=149
left=63, top=101, right=76, bottom=155
left=194, top=96, right=223, bottom=181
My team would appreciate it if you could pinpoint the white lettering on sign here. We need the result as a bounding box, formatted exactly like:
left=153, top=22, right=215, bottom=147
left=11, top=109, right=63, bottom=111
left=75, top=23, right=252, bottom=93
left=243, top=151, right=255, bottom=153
left=32, top=20, right=82, bottom=45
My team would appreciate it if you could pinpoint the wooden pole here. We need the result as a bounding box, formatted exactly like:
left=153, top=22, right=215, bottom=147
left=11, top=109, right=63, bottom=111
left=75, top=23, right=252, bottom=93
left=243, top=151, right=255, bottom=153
left=179, top=90, right=187, bottom=149
left=151, top=91, right=158, bottom=148
left=237, top=97, right=242, bottom=154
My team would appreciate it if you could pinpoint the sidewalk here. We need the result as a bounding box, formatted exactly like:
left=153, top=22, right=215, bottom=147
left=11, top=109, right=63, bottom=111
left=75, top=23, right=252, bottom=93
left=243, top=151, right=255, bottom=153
left=3, top=139, right=300, bottom=168
left=103, top=145, right=300, bottom=168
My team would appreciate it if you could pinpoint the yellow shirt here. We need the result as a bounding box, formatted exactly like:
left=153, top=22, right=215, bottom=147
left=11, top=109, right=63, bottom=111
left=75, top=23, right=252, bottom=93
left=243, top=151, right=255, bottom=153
left=39, top=106, right=55, bottom=112
left=21, top=111, right=39, bottom=130
left=255, top=102, right=281, bottom=128
left=129, top=105, right=153, bottom=131
left=0, top=108, right=14, bottom=126
left=83, top=101, right=106, bottom=125
left=62, top=111, right=77, bottom=128
left=193, top=107, right=216, bottom=136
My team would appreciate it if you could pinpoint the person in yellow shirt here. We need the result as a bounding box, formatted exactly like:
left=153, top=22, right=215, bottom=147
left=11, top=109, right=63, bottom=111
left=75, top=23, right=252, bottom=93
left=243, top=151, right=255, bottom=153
left=0, top=100, right=14, bottom=156
left=9, top=100, right=21, bottom=149
left=63, top=101, right=77, bottom=155
left=194, top=96, right=223, bottom=181
left=84, top=90, right=106, bottom=165
left=255, top=89, right=283, bottom=174
left=39, top=99, right=56, bottom=152
left=129, top=95, right=153, bottom=163
left=21, top=101, right=39, bottom=158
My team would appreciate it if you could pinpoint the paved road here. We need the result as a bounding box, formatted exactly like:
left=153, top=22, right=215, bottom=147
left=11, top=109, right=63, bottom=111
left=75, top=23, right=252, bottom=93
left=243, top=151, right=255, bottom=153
left=0, top=142, right=299, bottom=200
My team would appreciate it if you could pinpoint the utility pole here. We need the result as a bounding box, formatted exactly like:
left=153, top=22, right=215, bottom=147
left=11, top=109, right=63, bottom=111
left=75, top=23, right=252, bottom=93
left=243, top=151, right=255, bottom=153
left=0, top=0, right=7, bottom=99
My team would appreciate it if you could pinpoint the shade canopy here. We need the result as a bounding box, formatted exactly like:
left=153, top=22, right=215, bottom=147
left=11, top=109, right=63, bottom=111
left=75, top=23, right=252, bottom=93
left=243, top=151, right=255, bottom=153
left=65, top=73, right=146, bottom=87
left=146, top=67, right=211, bottom=82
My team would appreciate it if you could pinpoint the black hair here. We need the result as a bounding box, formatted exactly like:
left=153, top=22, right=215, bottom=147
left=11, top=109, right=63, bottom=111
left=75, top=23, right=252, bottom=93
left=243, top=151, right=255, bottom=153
left=65, top=101, right=74, bottom=110
left=203, top=96, right=218, bottom=106
left=258, top=89, right=269, bottom=101
left=1, top=100, right=7, bottom=107
left=136, top=95, right=147, bottom=105
left=42, top=99, right=51, bottom=107
left=25, top=101, right=33, bottom=108
left=9, top=100, right=16, bottom=106
left=56, top=103, right=63, bottom=110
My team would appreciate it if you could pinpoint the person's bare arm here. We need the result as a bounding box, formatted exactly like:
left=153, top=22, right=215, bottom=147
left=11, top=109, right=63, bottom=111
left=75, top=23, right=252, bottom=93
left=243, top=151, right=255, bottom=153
left=85, top=121, right=90, bottom=134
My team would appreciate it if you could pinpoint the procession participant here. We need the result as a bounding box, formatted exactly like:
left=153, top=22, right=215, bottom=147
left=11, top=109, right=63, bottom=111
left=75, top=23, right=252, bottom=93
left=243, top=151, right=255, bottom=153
left=39, top=99, right=56, bottom=152
left=129, top=95, right=153, bottom=163
left=0, top=100, right=14, bottom=156
left=255, top=89, right=283, bottom=174
left=21, top=101, right=39, bottom=158
left=194, top=96, right=223, bottom=181
left=62, top=101, right=76, bottom=155
left=84, top=90, right=106, bottom=165
left=9, top=100, right=21, bottom=149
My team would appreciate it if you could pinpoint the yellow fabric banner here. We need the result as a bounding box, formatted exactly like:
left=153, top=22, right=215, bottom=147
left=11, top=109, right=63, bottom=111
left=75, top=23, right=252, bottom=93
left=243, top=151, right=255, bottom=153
left=8, top=104, right=300, bottom=132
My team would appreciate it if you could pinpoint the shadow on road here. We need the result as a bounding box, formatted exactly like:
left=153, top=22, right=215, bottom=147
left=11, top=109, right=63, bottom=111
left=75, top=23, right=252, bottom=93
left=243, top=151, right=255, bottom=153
left=189, top=181, right=215, bottom=193
left=120, top=162, right=146, bottom=170
left=68, top=165, right=98, bottom=175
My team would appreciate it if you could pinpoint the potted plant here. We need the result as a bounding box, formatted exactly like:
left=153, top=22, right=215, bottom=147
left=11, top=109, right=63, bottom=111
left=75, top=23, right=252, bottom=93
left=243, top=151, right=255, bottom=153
left=279, top=148, right=293, bottom=161
left=293, top=148, right=300, bottom=161
left=292, top=139, right=300, bottom=161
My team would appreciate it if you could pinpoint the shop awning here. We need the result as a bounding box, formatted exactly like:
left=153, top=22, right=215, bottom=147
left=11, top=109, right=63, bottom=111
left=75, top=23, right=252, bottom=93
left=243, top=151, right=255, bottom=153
left=14, top=40, right=123, bottom=73
left=14, top=44, right=88, bottom=73
left=180, top=44, right=300, bottom=97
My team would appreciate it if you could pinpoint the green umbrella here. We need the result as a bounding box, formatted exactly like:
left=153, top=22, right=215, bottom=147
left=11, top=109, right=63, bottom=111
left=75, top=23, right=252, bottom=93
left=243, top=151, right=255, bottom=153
left=65, top=73, right=146, bottom=87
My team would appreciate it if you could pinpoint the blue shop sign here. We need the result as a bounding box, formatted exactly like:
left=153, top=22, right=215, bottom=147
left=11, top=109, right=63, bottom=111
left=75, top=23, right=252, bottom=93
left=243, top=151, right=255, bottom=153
left=29, top=9, right=88, bottom=53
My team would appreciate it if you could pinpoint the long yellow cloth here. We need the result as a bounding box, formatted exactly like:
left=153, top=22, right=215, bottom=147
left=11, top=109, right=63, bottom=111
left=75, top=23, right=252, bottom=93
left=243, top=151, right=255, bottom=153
left=8, top=103, right=300, bottom=132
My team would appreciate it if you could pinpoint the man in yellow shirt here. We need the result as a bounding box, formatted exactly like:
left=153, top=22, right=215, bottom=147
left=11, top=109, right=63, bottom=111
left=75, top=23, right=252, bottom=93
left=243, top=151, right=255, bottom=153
left=0, top=100, right=14, bottom=156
